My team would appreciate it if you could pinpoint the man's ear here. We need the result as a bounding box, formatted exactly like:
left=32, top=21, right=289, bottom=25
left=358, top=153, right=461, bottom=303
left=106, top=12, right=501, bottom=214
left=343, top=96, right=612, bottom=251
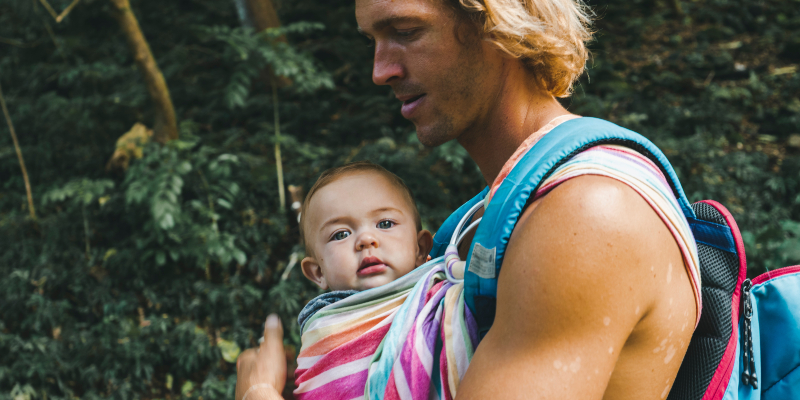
left=415, top=229, right=434, bottom=267
left=301, top=256, right=328, bottom=290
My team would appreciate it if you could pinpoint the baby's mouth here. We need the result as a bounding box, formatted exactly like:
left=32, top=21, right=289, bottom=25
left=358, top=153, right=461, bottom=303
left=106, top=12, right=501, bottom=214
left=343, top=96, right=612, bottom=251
left=358, top=256, right=388, bottom=276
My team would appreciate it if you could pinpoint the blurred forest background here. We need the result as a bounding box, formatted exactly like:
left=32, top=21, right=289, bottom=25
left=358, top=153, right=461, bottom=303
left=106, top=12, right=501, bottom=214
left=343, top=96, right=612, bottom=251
left=1, top=0, right=799, bottom=398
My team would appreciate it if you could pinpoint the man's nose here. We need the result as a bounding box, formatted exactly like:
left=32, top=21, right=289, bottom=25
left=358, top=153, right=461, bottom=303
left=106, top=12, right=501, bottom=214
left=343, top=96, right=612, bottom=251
left=356, top=231, right=380, bottom=250
left=372, top=43, right=404, bottom=86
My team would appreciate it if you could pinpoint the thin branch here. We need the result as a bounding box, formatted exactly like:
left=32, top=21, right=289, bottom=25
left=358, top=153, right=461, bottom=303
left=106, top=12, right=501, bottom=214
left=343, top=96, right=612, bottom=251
left=82, top=205, right=91, bottom=260
left=671, top=0, right=684, bottom=16
left=280, top=252, right=299, bottom=281
left=0, top=82, right=37, bottom=220
left=272, top=79, right=285, bottom=210
left=197, top=169, right=218, bottom=232
left=56, top=0, right=81, bottom=23
left=703, top=70, right=715, bottom=87
left=38, top=0, right=82, bottom=23
left=0, top=37, right=27, bottom=47
left=42, top=19, right=68, bottom=62
left=37, top=0, right=59, bottom=21
left=287, top=184, right=303, bottom=223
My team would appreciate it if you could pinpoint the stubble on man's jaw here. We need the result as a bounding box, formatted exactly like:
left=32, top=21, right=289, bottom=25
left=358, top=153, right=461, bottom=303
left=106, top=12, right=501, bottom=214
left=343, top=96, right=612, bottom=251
left=414, top=33, right=491, bottom=148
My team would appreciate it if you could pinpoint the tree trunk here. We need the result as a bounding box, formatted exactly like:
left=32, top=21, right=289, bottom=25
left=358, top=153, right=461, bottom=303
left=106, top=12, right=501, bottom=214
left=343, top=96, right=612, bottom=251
left=234, top=0, right=282, bottom=34
left=110, top=0, right=178, bottom=143
left=245, top=0, right=281, bottom=33
left=240, top=0, right=289, bottom=85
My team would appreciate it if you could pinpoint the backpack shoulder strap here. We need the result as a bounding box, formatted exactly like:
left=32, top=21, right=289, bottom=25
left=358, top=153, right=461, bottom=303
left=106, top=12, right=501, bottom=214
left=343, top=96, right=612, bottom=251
left=464, top=116, right=695, bottom=334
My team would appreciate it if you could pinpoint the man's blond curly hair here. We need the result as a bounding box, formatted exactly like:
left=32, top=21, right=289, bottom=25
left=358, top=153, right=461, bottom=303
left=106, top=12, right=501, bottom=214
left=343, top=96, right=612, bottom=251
left=454, top=0, right=593, bottom=97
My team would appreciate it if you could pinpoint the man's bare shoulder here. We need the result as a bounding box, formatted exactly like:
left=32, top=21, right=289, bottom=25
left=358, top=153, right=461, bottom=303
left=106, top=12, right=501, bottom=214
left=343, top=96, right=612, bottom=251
left=499, top=174, right=681, bottom=337
left=458, top=175, right=695, bottom=399
left=515, top=174, right=677, bottom=256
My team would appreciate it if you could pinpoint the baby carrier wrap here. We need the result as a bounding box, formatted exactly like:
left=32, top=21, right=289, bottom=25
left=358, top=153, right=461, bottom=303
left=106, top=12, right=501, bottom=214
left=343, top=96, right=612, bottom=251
left=294, top=118, right=800, bottom=400
left=295, top=211, right=481, bottom=400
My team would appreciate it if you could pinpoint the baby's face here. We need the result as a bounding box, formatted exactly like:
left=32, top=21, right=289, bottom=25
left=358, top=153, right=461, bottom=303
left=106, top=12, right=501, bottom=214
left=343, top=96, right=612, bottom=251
left=301, top=171, right=431, bottom=291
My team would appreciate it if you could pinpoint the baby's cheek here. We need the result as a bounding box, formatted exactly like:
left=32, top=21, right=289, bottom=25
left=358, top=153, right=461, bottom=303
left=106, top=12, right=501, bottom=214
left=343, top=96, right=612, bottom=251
left=396, top=257, right=419, bottom=277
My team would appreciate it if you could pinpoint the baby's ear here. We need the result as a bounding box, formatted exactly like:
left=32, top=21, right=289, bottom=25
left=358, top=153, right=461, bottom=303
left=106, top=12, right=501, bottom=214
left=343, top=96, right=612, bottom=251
left=301, top=256, right=328, bottom=290
left=415, top=230, right=434, bottom=267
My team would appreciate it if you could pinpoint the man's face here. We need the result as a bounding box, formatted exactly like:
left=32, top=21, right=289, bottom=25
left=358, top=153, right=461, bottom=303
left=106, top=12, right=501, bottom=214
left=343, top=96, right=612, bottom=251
left=356, top=0, right=504, bottom=147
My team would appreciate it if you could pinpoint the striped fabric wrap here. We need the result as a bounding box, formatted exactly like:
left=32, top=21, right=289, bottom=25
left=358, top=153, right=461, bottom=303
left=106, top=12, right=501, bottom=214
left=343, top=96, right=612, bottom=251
left=295, top=138, right=702, bottom=399
left=294, top=252, right=478, bottom=400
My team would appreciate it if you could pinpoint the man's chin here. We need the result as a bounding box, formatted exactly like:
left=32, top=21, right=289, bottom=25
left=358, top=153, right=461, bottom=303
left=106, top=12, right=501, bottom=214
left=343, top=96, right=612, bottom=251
left=415, top=121, right=457, bottom=148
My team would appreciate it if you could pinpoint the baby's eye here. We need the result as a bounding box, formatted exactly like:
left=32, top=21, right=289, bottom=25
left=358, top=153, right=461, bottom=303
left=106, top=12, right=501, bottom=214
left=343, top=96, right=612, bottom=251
left=377, top=220, right=395, bottom=229
left=332, top=231, right=350, bottom=241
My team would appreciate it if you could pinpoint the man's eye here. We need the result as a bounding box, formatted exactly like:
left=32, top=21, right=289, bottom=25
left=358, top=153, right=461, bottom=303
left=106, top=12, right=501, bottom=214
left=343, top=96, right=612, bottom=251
left=377, top=220, right=395, bottom=229
left=396, top=29, right=418, bottom=39
left=364, top=36, right=375, bottom=48
left=332, top=231, right=350, bottom=241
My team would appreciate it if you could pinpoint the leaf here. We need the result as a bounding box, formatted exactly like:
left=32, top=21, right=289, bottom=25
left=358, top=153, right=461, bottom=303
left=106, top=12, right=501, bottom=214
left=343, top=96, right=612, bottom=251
left=159, top=213, right=175, bottom=230
left=181, top=380, right=195, bottom=396
left=233, top=249, right=247, bottom=266
left=216, top=198, right=232, bottom=209
left=177, top=161, right=192, bottom=174
left=217, top=154, right=239, bottom=163
left=103, top=249, right=117, bottom=261
left=217, top=338, right=241, bottom=363
left=156, top=251, right=166, bottom=266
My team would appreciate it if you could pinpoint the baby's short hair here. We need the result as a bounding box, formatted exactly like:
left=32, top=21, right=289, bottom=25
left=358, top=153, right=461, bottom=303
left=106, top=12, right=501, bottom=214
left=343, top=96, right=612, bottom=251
left=299, top=161, right=422, bottom=249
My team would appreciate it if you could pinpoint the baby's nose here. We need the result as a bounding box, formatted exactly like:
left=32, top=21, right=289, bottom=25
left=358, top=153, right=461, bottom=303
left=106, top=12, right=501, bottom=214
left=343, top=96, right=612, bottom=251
left=356, top=232, right=379, bottom=250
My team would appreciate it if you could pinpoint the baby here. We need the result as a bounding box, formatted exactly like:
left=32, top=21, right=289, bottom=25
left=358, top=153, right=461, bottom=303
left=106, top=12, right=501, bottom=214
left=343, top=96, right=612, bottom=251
left=299, top=161, right=433, bottom=291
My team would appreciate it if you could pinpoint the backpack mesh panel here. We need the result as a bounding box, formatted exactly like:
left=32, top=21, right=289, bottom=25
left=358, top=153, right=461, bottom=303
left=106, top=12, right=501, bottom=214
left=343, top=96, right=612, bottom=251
left=693, top=202, right=728, bottom=225
left=694, top=287, right=732, bottom=338
left=670, top=336, right=730, bottom=400
left=667, top=203, right=740, bottom=400
left=696, top=244, right=738, bottom=291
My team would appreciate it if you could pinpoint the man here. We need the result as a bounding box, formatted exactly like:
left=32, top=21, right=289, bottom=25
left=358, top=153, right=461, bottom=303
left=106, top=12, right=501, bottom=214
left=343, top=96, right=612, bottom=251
left=237, top=0, right=698, bottom=398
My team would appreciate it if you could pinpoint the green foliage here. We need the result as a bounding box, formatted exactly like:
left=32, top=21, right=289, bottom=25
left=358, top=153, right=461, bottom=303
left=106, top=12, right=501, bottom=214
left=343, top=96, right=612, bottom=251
left=571, top=0, right=800, bottom=273
left=0, top=0, right=798, bottom=398
left=43, top=179, right=115, bottom=207
left=199, top=23, right=333, bottom=108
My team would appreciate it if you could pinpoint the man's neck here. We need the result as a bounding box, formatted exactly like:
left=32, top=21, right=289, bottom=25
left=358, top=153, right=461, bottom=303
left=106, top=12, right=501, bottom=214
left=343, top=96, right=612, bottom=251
left=457, top=62, right=572, bottom=186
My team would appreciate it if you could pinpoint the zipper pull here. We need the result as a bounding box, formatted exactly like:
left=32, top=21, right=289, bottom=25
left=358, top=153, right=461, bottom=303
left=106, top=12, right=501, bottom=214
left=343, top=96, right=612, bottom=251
left=741, top=279, right=758, bottom=389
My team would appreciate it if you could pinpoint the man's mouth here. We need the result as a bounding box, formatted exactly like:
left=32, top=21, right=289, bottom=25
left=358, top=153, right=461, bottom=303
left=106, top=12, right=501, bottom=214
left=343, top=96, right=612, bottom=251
left=401, top=94, right=424, bottom=105
left=399, top=94, right=426, bottom=119
left=358, top=256, right=388, bottom=276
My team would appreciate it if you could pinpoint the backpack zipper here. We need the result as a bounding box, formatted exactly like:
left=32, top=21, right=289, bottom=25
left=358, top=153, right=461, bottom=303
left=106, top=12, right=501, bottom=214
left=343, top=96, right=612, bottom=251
left=741, top=279, right=758, bottom=389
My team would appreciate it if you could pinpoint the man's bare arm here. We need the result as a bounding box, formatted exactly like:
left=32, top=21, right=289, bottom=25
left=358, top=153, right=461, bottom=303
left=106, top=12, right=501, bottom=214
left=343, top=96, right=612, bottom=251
left=456, top=175, right=694, bottom=399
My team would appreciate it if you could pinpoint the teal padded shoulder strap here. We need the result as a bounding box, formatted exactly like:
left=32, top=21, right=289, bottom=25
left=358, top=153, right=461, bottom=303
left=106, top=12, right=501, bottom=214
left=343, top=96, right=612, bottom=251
left=429, top=187, right=489, bottom=259
left=462, top=117, right=694, bottom=335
